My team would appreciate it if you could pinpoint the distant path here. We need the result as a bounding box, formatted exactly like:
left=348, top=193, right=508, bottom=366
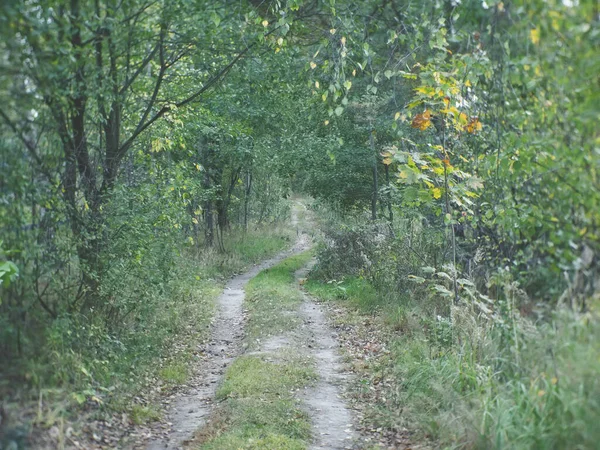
left=233, top=200, right=360, bottom=449
left=144, top=205, right=310, bottom=450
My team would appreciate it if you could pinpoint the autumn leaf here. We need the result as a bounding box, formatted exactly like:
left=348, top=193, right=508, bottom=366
left=530, top=28, right=540, bottom=45
left=310, top=61, right=317, bottom=69
left=432, top=187, right=442, bottom=199
left=411, top=110, right=432, bottom=131
left=381, top=151, right=393, bottom=166
left=466, top=117, right=483, bottom=134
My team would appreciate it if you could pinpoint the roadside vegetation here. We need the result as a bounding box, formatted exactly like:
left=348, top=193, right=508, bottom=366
left=306, top=209, right=599, bottom=449
left=1, top=225, right=291, bottom=443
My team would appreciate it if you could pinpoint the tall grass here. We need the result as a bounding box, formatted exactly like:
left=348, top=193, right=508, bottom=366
left=306, top=273, right=600, bottom=449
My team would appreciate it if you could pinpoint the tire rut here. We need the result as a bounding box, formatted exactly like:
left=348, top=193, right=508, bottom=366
left=144, top=236, right=311, bottom=450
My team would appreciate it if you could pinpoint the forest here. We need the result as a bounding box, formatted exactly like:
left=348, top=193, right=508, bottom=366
left=0, top=0, right=598, bottom=449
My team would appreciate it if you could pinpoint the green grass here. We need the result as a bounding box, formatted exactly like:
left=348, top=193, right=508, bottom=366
left=159, top=362, right=188, bottom=385
left=196, top=352, right=315, bottom=449
left=194, top=252, right=317, bottom=449
left=130, top=404, right=162, bottom=425
left=306, top=275, right=600, bottom=449
left=196, top=354, right=314, bottom=449
left=305, top=276, right=381, bottom=312
left=245, top=251, right=314, bottom=343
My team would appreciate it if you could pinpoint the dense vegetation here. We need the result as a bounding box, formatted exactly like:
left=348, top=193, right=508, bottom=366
left=1, top=0, right=598, bottom=448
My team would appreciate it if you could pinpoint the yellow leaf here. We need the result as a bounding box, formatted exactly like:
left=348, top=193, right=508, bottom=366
left=394, top=112, right=400, bottom=121
left=537, top=390, right=545, bottom=397
left=341, top=36, right=346, bottom=45
left=551, top=377, right=558, bottom=385
left=275, top=47, right=281, bottom=53
left=310, top=61, right=317, bottom=69
left=352, top=69, right=356, bottom=76
left=315, top=81, right=320, bottom=89
left=415, top=86, right=436, bottom=97
left=330, top=28, right=336, bottom=34
left=382, top=157, right=392, bottom=166
left=466, top=117, right=482, bottom=134
left=192, top=217, right=199, bottom=224
left=530, top=28, right=540, bottom=45
left=411, top=109, right=432, bottom=131
left=432, top=187, right=442, bottom=199
left=277, top=37, right=283, bottom=46
left=324, top=120, right=329, bottom=126
left=262, top=20, right=269, bottom=27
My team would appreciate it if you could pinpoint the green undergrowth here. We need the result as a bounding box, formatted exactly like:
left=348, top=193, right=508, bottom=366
left=304, top=276, right=380, bottom=312
left=244, top=250, right=314, bottom=345
left=2, top=225, right=292, bottom=435
left=305, top=277, right=600, bottom=450
left=194, top=252, right=317, bottom=449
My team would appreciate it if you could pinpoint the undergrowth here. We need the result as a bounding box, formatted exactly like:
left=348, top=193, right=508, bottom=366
left=306, top=276, right=600, bottom=449
left=1, top=225, right=292, bottom=437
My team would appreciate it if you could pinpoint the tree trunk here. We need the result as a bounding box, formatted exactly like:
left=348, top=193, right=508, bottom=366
left=244, top=170, right=252, bottom=232
left=370, top=127, right=378, bottom=221
left=385, top=163, right=393, bottom=223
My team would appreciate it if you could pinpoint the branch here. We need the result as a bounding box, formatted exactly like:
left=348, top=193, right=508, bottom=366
left=117, top=40, right=256, bottom=157
left=0, top=109, right=43, bottom=165
left=120, top=40, right=160, bottom=95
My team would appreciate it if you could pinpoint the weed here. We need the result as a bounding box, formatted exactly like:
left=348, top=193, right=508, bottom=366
left=130, top=404, right=162, bottom=425
left=159, top=363, right=188, bottom=385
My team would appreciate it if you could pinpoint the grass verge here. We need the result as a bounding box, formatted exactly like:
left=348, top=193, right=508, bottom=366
left=305, top=277, right=600, bottom=449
